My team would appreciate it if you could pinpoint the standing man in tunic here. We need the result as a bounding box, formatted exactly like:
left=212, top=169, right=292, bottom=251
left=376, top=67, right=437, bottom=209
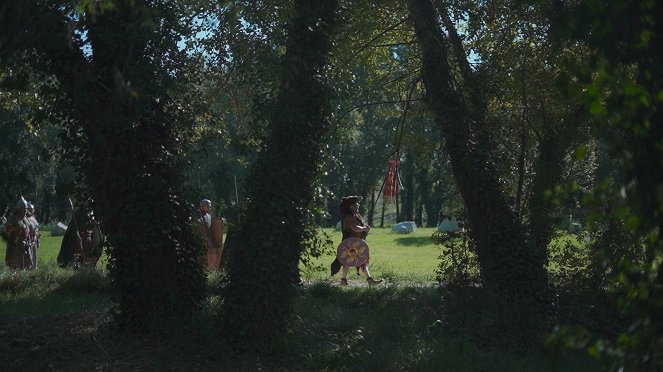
left=4, top=197, right=31, bottom=270
left=198, top=199, right=224, bottom=270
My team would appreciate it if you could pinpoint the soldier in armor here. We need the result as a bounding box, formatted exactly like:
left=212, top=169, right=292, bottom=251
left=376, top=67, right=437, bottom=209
left=57, top=204, right=104, bottom=268
left=4, top=197, right=32, bottom=269
left=26, top=202, right=40, bottom=269
left=199, top=199, right=212, bottom=230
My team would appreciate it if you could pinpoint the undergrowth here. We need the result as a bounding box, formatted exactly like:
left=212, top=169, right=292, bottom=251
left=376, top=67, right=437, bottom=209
left=0, top=272, right=600, bottom=371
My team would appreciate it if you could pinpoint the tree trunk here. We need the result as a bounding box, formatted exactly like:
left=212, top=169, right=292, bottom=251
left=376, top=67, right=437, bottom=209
left=4, top=0, right=212, bottom=328
left=401, top=149, right=416, bottom=221
left=73, top=2, right=205, bottom=328
left=527, top=107, right=586, bottom=263
left=407, top=0, right=550, bottom=303
left=415, top=163, right=432, bottom=226
left=223, top=0, right=339, bottom=348
left=514, top=63, right=529, bottom=217
left=380, top=197, right=386, bottom=227
left=367, top=188, right=376, bottom=226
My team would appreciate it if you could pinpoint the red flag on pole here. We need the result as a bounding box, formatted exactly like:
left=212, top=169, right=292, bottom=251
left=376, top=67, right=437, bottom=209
left=383, top=159, right=399, bottom=204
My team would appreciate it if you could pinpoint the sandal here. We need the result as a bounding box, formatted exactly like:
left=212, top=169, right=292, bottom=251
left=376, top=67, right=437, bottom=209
left=367, top=277, right=383, bottom=286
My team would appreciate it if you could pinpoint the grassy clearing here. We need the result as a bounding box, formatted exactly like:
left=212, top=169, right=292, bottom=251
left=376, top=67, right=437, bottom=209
left=2, top=227, right=442, bottom=284
left=0, top=227, right=601, bottom=370
left=302, top=227, right=441, bottom=283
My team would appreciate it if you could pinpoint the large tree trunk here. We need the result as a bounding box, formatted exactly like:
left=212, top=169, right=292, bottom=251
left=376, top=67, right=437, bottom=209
left=2, top=0, right=208, bottom=328
left=407, top=0, right=550, bottom=303
left=514, top=63, right=529, bottom=217
left=68, top=2, right=205, bottom=328
left=223, top=0, right=338, bottom=348
left=415, top=163, right=435, bottom=227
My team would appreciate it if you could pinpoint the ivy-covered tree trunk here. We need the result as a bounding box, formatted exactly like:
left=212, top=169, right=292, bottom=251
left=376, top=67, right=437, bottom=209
left=401, top=148, right=416, bottom=222
left=407, top=0, right=550, bottom=304
left=415, top=158, right=440, bottom=227
left=0, top=0, right=206, bottom=328
left=71, top=2, right=206, bottom=329
left=223, top=0, right=338, bottom=347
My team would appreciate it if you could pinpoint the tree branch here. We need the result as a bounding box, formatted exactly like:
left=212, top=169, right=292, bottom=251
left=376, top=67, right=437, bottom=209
left=368, top=41, right=417, bottom=48
left=348, top=98, right=422, bottom=112
left=434, top=1, right=474, bottom=87
left=339, top=17, right=409, bottom=69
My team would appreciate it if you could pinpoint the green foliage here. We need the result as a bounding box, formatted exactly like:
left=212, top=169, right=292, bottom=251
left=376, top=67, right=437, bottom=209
left=432, top=230, right=480, bottom=286
left=313, top=0, right=457, bottom=228
left=546, top=233, right=593, bottom=290
left=0, top=109, right=72, bottom=223
left=549, top=0, right=663, bottom=368
left=300, top=226, right=335, bottom=275
left=3, top=1, right=659, bottom=368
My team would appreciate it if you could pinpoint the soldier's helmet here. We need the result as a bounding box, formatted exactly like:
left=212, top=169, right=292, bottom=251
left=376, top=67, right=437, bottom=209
left=16, top=196, right=28, bottom=210
left=200, top=199, right=212, bottom=208
left=27, top=202, right=34, bottom=212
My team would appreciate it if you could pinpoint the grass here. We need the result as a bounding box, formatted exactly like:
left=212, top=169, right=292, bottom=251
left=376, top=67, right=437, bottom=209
left=0, top=227, right=602, bottom=371
left=288, top=283, right=598, bottom=371
left=2, top=227, right=442, bottom=284
left=0, top=234, right=111, bottom=318
left=301, top=227, right=442, bottom=283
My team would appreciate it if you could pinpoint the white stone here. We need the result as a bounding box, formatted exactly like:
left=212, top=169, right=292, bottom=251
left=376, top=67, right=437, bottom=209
left=392, top=221, right=416, bottom=234
left=437, top=218, right=461, bottom=232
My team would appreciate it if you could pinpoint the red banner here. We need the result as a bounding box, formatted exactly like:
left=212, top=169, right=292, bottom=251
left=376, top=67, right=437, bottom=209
left=383, top=159, right=399, bottom=204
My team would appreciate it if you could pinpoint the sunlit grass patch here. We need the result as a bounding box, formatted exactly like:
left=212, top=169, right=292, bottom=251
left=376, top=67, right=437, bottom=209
left=301, top=227, right=441, bottom=282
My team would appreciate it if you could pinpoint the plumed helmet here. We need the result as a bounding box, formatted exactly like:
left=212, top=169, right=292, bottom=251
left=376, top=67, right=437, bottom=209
left=200, top=199, right=212, bottom=207
left=16, top=196, right=28, bottom=209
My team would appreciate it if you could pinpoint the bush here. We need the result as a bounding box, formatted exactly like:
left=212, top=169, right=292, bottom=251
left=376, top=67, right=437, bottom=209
left=432, top=230, right=479, bottom=286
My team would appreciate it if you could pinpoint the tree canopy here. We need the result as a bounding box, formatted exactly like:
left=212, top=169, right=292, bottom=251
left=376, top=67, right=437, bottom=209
left=0, top=0, right=661, bottom=368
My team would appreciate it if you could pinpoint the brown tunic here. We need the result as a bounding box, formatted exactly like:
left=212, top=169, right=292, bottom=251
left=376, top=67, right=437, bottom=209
left=5, top=213, right=31, bottom=269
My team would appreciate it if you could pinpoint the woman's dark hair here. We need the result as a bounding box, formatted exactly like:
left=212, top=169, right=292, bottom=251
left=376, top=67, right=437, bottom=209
left=339, top=196, right=362, bottom=216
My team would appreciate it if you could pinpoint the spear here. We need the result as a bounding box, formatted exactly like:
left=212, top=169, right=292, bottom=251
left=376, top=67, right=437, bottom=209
left=69, top=198, right=86, bottom=263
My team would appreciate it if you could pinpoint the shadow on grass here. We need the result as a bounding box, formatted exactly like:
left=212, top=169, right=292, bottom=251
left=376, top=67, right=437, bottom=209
left=0, top=308, right=248, bottom=371
left=0, top=278, right=602, bottom=371
left=287, top=282, right=601, bottom=372
left=393, top=236, right=433, bottom=247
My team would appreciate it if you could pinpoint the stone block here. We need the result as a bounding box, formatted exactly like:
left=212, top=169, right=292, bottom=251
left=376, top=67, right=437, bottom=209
left=437, top=218, right=461, bottom=232
left=392, top=221, right=416, bottom=234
